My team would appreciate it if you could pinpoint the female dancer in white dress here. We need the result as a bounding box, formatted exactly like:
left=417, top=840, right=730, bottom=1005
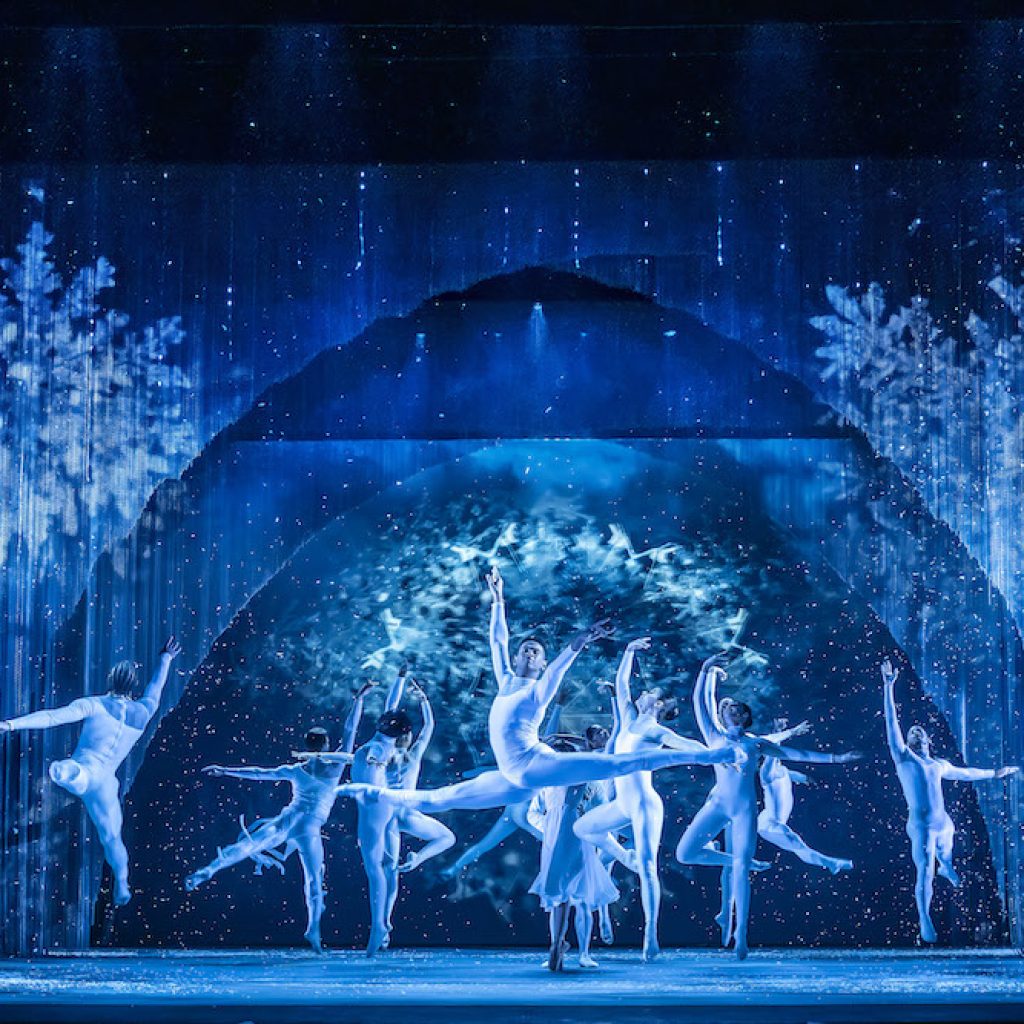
left=1, top=636, right=181, bottom=906
left=529, top=741, right=619, bottom=971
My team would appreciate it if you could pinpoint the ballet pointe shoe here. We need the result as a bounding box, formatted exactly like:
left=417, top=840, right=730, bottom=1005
left=304, top=926, right=324, bottom=953
left=366, top=923, right=389, bottom=956
left=827, top=858, right=853, bottom=875
left=113, top=883, right=132, bottom=907
left=578, top=952, right=599, bottom=968
left=715, top=908, right=733, bottom=948
left=734, top=941, right=749, bottom=961
left=641, top=936, right=661, bottom=962
left=937, top=862, right=961, bottom=887
left=919, top=916, right=938, bottom=944
left=546, top=939, right=569, bottom=972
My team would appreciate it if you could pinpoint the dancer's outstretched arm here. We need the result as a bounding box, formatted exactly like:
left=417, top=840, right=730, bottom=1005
left=341, top=680, right=377, bottom=753
left=536, top=619, right=613, bottom=708
left=294, top=751, right=355, bottom=764
left=385, top=666, right=410, bottom=712
left=941, top=761, right=1019, bottom=782
left=762, top=721, right=811, bottom=745
left=486, top=566, right=512, bottom=682
left=139, top=636, right=183, bottom=718
left=881, top=658, right=908, bottom=762
left=202, top=764, right=294, bottom=781
left=755, top=739, right=860, bottom=765
left=1, top=697, right=98, bottom=732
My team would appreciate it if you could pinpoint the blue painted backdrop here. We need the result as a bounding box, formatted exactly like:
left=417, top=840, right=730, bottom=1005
left=1, top=159, right=1021, bottom=952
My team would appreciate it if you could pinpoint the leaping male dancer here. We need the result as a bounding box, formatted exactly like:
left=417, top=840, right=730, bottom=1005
left=882, top=657, right=1018, bottom=942
left=337, top=566, right=741, bottom=816
left=0, top=636, right=182, bottom=906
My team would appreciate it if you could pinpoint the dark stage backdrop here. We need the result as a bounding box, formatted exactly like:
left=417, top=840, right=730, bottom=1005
left=1, top=157, right=1022, bottom=952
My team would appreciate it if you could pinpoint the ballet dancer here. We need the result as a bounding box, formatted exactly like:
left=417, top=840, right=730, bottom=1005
left=380, top=678, right=455, bottom=945
left=715, top=718, right=852, bottom=946
left=349, top=690, right=414, bottom=955
left=574, top=636, right=713, bottom=961
left=675, top=653, right=860, bottom=959
left=338, top=566, right=740, bottom=815
left=439, top=697, right=571, bottom=881
left=184, top=724, right=354, bottom=952
left=529, top=740, right=619, bottom=971
left=882, top=657, right=1018, bottom=942
left=0, top=636, right=182, bottom=906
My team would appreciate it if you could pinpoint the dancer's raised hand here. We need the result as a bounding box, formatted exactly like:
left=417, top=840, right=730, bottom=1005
left=161, top=636, right=182, bottom=660
left=881, top=658, right=899, bottom=688
left=486, top=565, right=504, bottom=602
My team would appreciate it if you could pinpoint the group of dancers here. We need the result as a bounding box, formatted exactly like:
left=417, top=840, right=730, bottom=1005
left=1, top=566, right=1018, bottom=965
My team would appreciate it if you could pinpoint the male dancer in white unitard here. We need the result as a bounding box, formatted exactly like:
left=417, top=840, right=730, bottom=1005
left=184, top=724, right=353, bottom=952
left=439, top=700, right=568, bottom=880
left=338, top=567, right=740, bottom=814
left=675, top=654, right=860, bottom=959
left=715, top=717, right=853, bottom=946
left=0, top=636, right=182, bottom=906
left=574, top=636, right=715, bottom=961
left=882, top=657, right=1018, bottom=942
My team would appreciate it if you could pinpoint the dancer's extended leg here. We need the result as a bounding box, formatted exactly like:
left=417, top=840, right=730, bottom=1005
left=575, top=904, right=598, bottom=968
left=293, top=830, right=326, bottom=952
left=908, top=822, right=938, bottom=943
left=357, top=804, right=393, bottom=955
left=675, top=801, right=732, bottom=867
left=82, top=776, right=131, bottom=906
left=508, top=801, right=544, bottom=841
left=548, top=903, right=571, bottom=972
left=515, top=743, right=734, bottom=790
left=382, top=819, right=401, bottom=947
left=574, top=800, right=635, bottom=872
left=759, top=818, right=852, bottom=874
left=397, top=810, right=456, bottom=873
left=934, top=817, right=961, bottom=887
left=341, top=770, right=531, bottom=813
left=631, top=796, right=665, bottom=962
left=186, top=816, right=290, bottom=890
left=442, top=809, right=524, bottom=878
left=728, top=813, right=758, bottom=960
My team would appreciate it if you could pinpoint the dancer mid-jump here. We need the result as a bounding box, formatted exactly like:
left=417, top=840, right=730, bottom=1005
left=184, top=724, right=354, bottom=952
left=1, top=636, right=182, bottom=906
left=338, top=566, right=740, bottom=813
left=675, top=654, right=859, bottom=959
left=882, top=657, right=1018, bottom=942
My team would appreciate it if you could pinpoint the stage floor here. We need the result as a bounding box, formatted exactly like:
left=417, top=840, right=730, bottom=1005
left=0, top=948, right=1022, bottom=1023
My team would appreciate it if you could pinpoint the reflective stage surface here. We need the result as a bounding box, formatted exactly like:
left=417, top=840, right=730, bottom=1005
left=1, top=948, right=1023, bottom=1024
